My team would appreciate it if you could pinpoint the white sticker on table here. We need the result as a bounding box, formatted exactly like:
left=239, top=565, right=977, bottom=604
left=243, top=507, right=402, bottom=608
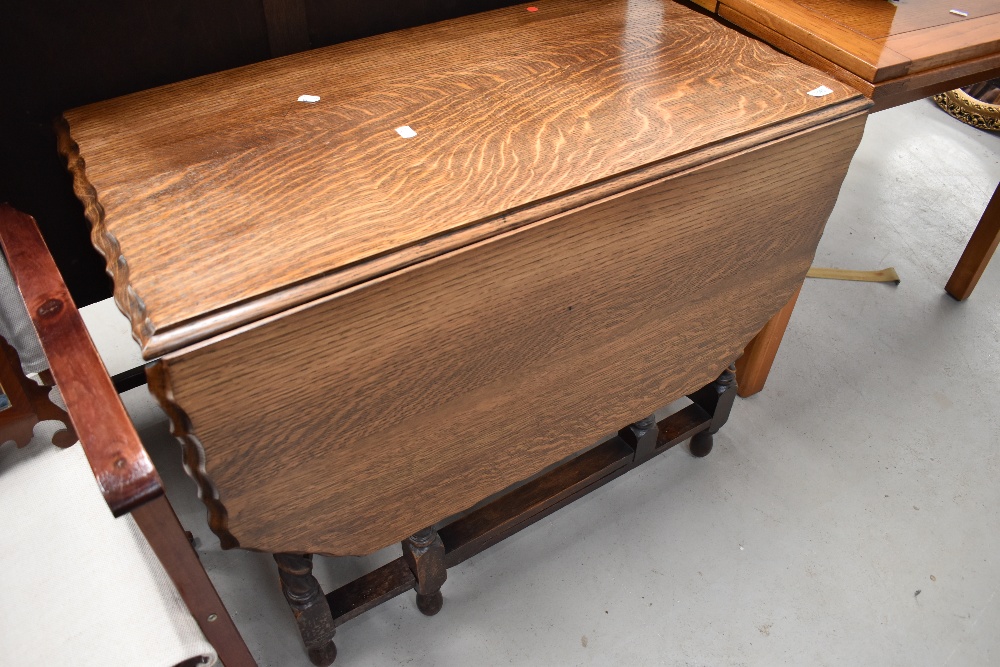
left=297, top=95, right=321, bottom=103
left=807, top=85, right=834, bottom=97
left=395, top=125, right=417, bottom=138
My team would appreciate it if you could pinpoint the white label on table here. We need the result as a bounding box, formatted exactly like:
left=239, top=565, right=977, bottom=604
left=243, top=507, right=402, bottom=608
left=395, top=125, right=417, bottom=138
left=807, top=85, right=834, bottom=97
left=297, top=94, right=321, bottom=103
left=949, top=9, right=969, bottom=15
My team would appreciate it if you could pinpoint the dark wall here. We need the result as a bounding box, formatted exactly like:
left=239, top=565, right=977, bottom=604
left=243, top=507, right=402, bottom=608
left=0, top=0, right=271, bottom=307
left=0, top=0, right=521, bottom=307
left=306, top=0, right=531, bottom=45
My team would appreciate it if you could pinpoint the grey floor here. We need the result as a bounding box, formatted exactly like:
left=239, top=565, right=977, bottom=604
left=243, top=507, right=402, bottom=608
left=87, top=98, right=1000, bottom=666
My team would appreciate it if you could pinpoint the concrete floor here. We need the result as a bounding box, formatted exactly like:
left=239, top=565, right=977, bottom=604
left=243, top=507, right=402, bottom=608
left=87, top=97, right=999, bottom=666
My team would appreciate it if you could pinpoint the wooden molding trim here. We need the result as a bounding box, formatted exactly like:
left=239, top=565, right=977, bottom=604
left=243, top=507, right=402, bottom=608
left=871, top=51, right=1000, bottom=112
left=146, top=360, right=240, bottom=549
left=54, top=115, right=156, bottom=350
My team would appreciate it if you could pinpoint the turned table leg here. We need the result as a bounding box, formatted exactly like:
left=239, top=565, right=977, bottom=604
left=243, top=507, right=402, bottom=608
left=735, top=286, right=801, bottom=398
left=618, top=414, right=658, bottom=463
left=687, top=363, right=738, bottom=457
left=402, top=527, right=446, bottom=616
left=946, top=182, right=1000, bottom=301
left=274, top=553, right=337, bottom=666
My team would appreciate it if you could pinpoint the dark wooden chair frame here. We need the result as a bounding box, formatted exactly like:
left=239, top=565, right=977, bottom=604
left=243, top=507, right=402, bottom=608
left=0, top=204, right=256, bottom=667
left=0, top=333, right=76, bottom=449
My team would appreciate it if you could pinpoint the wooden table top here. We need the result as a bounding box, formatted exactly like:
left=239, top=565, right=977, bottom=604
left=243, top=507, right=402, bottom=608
left=712, top=0, right=1000, bottom=92
left=60, top=0, right=863, bottom=358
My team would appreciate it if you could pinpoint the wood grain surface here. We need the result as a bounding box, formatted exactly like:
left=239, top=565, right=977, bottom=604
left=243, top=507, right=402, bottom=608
left=720, top=0, right=910, bottom=82
left=60, top=0, right=864, bottom=357
left=152, top=113, right=867, bottom=556
left=261, top=0, right=310, bottom=56
left=719, top=3, right=1000, bottom=111
left=325, top=402, right=716, bottom=628
left=719, top=0, right=1000, bottom=84
left=794, top=0, right=1000, bottom=40
left=717, top=4, right=875, bottom=96
left=877, top=13, right=1000, bottom=75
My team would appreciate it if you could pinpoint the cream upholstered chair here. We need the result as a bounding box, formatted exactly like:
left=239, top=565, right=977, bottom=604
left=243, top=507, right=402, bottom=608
left=0, top=204, right=255, bottom=667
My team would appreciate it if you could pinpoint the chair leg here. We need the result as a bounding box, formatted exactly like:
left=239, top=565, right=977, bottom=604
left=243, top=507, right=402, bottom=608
left=132, top=495, right=257, bottom=667
left=402, top=528, right=446, bottom=616
left=946, top=182, right=1000, bottom=301
left=735, top=286, right=801, bottom=398
left=0, top=335, right=75, bottom=448
left=273, top=553, right=337, bottom=666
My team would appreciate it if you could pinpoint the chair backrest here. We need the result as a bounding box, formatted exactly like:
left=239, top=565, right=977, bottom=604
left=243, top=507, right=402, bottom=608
left=0, top=246, right=46, bottom=375
left=0, top=332, right=72, bottom=447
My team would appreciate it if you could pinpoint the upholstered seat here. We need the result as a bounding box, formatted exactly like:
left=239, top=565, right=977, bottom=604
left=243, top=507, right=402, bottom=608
left=0, top=423, right=218, bottom=667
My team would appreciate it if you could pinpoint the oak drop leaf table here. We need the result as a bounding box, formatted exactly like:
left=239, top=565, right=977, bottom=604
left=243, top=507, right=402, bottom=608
left=57, top=0, right=869, bottom=662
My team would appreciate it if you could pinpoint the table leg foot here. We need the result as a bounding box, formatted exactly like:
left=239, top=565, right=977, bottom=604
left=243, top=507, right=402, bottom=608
left=402, top=527, right=446, bottom=616
left=274, top=552, right=338, bottom=665
left=689, top=431, right=713, bottom=458
left=308, top=642, right=338, bottom=666
left=416, top=589, right=444, bottom=616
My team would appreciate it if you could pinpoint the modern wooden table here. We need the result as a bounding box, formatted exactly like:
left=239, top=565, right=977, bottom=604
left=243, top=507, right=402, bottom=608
left=57, top=0, right=869, bottom=662
left=694, top=0, right=1000, bottom=396
left=699, top=0, right=1000, bottom=111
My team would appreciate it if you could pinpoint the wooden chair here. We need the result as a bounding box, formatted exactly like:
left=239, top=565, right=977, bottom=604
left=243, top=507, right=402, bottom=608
left=0, top=204, right=255, bottom=667
left=0, top=333, right=76, bottom=448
